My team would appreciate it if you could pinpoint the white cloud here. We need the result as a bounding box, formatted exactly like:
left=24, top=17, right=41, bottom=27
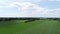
left=7, top=2, right=48, bottom=17
left=0, top=1, right=60, bottom=17
left=43, top=8, right=60, bottom=17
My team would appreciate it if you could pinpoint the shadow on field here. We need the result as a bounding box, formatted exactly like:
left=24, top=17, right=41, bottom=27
left=0, top=20, right=17, bottom=27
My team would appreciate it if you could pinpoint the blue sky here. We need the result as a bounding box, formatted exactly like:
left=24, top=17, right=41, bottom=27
left=0, top=0, right=60, bottom=17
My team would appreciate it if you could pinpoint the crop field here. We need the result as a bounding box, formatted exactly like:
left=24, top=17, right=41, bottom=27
left=0, top=20, right=60, bottom=34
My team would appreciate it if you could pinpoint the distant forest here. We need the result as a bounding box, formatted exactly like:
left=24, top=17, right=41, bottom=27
left=0, top=18, right=60, bottom=23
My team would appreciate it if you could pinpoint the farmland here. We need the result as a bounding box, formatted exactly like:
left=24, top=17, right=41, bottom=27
left=0, top=19, right=60, bottom=34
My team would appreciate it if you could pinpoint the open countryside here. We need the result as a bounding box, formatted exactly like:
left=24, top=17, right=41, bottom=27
left=0, top=18, right=60, bottom=34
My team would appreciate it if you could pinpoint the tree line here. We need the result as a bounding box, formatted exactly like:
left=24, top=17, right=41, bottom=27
left=0, top=18, right=60, bottom=23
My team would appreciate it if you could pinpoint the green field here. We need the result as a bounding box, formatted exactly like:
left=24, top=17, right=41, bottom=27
left=0, top=20, right=60, bottom=34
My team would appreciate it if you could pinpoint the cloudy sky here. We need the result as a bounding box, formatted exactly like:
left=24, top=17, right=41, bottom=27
left=0, top=0, right=60, bottom=18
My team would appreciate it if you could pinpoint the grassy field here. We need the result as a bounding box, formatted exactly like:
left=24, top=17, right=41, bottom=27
left=0, top=20, right=60, bottom=34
